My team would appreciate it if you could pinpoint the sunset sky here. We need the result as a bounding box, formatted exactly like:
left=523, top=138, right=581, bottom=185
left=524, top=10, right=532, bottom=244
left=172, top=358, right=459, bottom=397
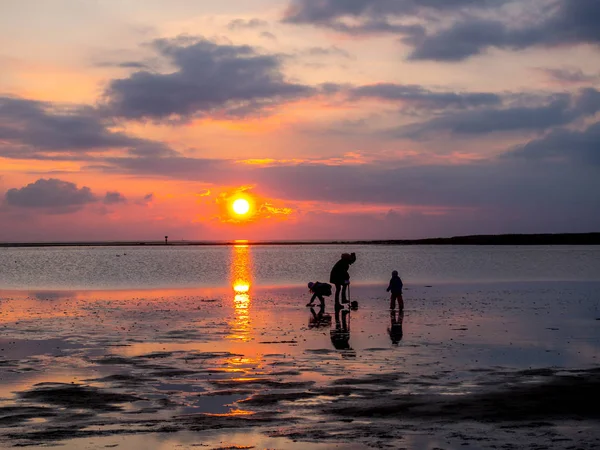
left=1, top=0, right=599, bottom=242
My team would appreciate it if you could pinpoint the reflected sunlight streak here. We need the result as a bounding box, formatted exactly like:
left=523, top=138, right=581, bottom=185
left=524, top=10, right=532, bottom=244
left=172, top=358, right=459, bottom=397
left=229, top=244, right=253, bottom=342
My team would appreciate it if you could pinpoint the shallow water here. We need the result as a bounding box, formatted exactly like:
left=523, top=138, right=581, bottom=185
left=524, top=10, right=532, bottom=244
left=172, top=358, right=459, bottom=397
left=1, top=245, right=600, bottom=449
left=1, top=280, right=599, bottom=449
left=1, top=245, right=599, bottom=289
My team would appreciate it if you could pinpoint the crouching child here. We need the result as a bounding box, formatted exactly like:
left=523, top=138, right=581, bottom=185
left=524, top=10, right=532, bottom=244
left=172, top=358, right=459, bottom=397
left=307, top=281, right=332, bottom=308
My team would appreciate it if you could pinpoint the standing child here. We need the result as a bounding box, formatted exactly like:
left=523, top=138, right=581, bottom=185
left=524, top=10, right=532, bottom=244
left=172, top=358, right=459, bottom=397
left=386, top=270, right=404, bottom=311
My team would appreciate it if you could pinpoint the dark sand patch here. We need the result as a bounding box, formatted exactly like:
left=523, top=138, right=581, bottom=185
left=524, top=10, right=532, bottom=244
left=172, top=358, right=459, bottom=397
left=239, top=391, right=317, bottom=405
left=268, top=370, right=302, bottom=376
left=6, top=425, right=156, bottom=444
left=184, top=352, right=244, bottom=360
left=86, top=374, right=152, bottom=385
left=18, top=383, right=141, bottom=412
left=178, top=410, right=288, bottom=432
left=210, top=447, right=255, bottom=450
left=148, top=369, right=199, bottom=377
left=94, top=355, right=140, bottom=365
left=312, top=386, right=394, bottom=396
left=0, top=406, right=56, bottom=426
left=332, top=373, right=402, bottom=386
left=210, top=378, right=315, bottom=389
left=324, top=370, right=600, bottom=422
left=0, top=359, right=19, bottom=367
left=199, top=389, right=255, bottom=397
left=136, top=351, right=175, bottom=359
left=2, top=282, right=600, bottom=449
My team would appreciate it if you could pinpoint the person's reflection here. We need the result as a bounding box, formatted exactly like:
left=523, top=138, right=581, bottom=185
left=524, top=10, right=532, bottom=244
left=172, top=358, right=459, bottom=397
left=388, top=309, right=404, bottom=345
left=229, top=244, right=253, bottom=342
left=308, top=304, right=331, bottom=329
left=330, top=305, right=352, bottom=350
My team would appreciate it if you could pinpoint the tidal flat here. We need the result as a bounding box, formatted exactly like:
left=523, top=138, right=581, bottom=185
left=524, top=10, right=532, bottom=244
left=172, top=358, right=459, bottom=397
left=1, top=280, right=599, bottom=449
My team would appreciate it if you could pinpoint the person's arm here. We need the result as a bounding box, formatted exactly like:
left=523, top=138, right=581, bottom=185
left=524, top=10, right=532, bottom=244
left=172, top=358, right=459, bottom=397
left=387, top=279, right=391, bottom=291
left=311, top=293, right=318, bottom=302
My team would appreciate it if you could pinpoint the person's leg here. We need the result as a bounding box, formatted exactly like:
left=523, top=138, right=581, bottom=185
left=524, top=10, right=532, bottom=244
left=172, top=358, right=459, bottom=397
left=341, top=284, right=348, bottom=303
left=341, top=309, right=349, bottom=331
left=398, top=293, right=404, bottom=311
left=390, top=293, right=396, bottom=310
left=318, top=294, right=325, bottom=309
left=334, top=284, right=341, bottom=305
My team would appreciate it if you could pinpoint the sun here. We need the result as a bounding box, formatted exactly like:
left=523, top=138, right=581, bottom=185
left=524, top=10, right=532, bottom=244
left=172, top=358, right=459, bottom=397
left=232, top=198, right=250, bottom=215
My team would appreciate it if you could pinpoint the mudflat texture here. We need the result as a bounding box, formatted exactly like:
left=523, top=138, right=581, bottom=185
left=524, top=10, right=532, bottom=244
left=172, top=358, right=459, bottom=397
left=0, top=281, right=599, bottom=449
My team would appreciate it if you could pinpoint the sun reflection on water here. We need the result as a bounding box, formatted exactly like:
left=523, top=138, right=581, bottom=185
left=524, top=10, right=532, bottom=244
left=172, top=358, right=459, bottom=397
left=230, top=244, right=253, bottom=342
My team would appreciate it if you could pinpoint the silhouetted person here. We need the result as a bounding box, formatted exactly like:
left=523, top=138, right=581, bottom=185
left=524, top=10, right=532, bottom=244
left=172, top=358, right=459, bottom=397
left=388, top=309, right=404, bottom=345
left=386, top=270, right=404, bottom=311
left=308, top=304, right=332, bottom=329
left=329, top=252, right=356, bottom=305
left=306, top=281, right=332, bottom=308
left=330, top=304, right=351, bottom=350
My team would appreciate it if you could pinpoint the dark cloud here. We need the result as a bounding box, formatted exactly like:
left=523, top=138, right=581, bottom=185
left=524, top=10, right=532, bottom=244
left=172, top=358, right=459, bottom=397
left=117, top=61, right=150, bottom=69
left=96, top=61, right=151, bottom=69
left=0, top=97, right=129, bottom=153
left=0, top=96, right=175, bottom=160
left=134, top=193, right=155, bottom=206
left=394, top=88, right=600, bottom=137
left=284, top=0, right=600, bottom=61
left=5, top=179, right=97, bottom=212
left=99, top=155, right=230, bottom=180
left=260, top=31, right=277, bottom=40
left=86, top=146, right=599, bottom=222
left=407, top=0, right=600, bottom=61
left=10, top=144, right=595, bottom=234
left=507, top=120, right=600, bottom=165
left=103, top=37, right=315, bottom=120
left=537, top=67, right=600, bottom=86
left=305, top=46, right=352, bottom=59
left=406, top=18, right=514, bottom=61
left=283, top=0, right=502, bottom=24
left=349, top=83, right=501, bottom=109
left=228, top=18, right=269, bottom=30
left=104, top=191, right=127, bottom=204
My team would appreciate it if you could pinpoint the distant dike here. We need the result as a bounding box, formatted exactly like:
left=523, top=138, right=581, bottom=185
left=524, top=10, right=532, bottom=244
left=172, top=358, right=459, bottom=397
left=1, top=233, right=600, bottom=247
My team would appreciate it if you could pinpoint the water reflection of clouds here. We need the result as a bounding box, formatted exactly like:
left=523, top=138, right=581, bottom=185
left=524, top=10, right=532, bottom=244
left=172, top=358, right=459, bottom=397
left=229, top=244, right=253, bottom=342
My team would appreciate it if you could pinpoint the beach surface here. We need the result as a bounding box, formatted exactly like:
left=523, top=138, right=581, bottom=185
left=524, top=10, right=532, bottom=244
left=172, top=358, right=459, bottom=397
left=1, top=280, right=599, bottom=449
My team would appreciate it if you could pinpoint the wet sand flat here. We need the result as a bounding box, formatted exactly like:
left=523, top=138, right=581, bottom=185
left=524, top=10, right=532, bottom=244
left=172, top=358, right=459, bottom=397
left=0, top=281, right=599, bottom=449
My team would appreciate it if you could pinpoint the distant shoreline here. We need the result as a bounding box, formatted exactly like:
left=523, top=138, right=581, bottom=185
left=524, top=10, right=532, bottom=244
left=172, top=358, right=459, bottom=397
left=1, top=233, right=599, bottom=247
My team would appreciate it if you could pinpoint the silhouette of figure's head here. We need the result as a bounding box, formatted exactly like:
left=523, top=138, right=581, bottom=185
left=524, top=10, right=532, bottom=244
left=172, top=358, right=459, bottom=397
left=341, top=252, right=357, bottom=264
left=388, top=310, right=404, bottom=345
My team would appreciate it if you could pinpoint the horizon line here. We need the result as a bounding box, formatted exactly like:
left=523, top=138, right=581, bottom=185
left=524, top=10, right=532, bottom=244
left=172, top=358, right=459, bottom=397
left=1, top=232, right=599, bottom=247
